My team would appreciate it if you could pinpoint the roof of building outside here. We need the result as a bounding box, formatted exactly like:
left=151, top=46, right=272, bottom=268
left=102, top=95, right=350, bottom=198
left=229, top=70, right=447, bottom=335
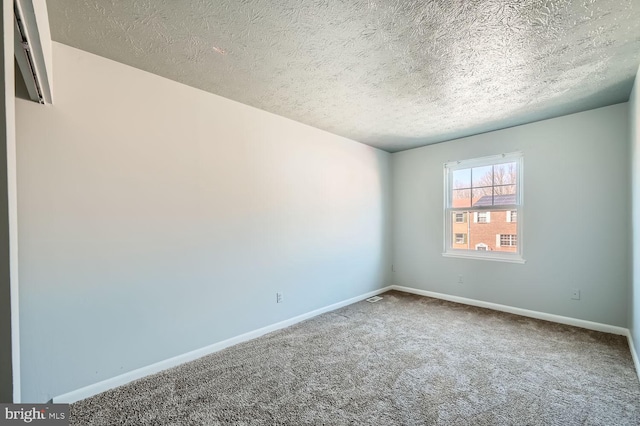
left=473, top=194, right=516, bottom=206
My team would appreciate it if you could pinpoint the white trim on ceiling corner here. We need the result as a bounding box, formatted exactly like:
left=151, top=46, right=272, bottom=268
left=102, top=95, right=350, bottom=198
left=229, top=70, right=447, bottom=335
left=390, top=285, right=628, bottom=336
left=52, top=285, right=393, bottom=404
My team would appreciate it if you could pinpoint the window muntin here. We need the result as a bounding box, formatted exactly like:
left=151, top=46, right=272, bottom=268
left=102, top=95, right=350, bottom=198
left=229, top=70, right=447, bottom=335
left=444, top=152, right=523, bottom=263
left=499, top=234, right=517, bottom=247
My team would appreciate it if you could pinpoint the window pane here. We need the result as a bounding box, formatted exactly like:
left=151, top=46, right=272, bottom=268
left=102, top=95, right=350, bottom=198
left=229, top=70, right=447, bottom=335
left=493, top=185, right=516, bottom=206
left=472, top=188, right=492, bottom=206
left=494, top=184, right=516, bottom=197
left=450, top=210, right=517, bottom=253
left=453, top=168, right=471, bottom=189
left=451, top=163, right=517, bottom=208
left=493, top=162, right=517, bottom=185
left=452, top=189, right=471, bottom=207
left=472, top=165, right=493, bottom=187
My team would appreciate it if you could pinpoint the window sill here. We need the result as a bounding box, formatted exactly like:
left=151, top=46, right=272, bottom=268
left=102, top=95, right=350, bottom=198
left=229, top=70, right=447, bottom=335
left=442, top=251, right=526, bottom=264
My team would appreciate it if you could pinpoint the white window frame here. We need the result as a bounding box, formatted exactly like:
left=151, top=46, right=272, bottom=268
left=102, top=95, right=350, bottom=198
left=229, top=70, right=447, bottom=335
left=443, top=152, right=524, bottom=263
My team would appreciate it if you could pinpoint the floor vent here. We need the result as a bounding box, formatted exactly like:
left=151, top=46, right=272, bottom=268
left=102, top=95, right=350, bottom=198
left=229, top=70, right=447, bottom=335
left=366, top=296, right=383, bottom=303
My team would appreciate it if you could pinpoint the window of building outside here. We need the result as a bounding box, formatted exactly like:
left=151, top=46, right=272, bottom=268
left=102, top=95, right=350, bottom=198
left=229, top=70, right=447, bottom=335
left=499, top=234, right=517, bottom=247
left=477, top=212, right=490, bottom=223
left=443, top=152, right=524, bottom=263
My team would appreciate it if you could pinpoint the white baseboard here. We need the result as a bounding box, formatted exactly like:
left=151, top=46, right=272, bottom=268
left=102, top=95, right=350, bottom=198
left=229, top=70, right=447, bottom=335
left=53, top=284, right=638, bottom=403
left=390, top=285, right=628, bottom=336
left=627, top=331, right=640, bottom=382
left=53, top=286, right=393, bottom=404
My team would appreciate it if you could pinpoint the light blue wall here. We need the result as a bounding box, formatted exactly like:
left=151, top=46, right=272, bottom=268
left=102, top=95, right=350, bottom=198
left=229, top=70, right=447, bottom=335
left=15, top=43, right=392, bottom=402
left=630, top=66, right=639, bottom=357
left=392, top=103, right=630, bottom=327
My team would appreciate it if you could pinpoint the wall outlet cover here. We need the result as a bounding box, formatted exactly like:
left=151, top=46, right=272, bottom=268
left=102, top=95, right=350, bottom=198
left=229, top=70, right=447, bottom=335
left=571, top=289, right=580, bottom=300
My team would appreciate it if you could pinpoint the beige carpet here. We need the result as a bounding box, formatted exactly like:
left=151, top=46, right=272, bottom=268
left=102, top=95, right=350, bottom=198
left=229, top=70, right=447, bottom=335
left=70, top=290, right=640, bottom=425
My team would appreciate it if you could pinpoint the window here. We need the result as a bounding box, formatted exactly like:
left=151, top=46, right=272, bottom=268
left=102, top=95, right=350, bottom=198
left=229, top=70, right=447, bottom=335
left=499, top=234, right=517, bottom=247
left=476, top=212, right=490, bottom=223
left=443, top=152, right=524, bottom=263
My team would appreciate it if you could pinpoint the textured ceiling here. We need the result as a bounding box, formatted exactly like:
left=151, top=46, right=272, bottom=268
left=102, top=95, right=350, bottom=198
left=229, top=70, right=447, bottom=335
left=46, top=0, right=640, bottom=152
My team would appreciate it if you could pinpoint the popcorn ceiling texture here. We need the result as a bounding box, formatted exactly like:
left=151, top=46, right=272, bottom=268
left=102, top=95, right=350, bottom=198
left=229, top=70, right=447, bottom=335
left=47, top=0, right=640, bottom=152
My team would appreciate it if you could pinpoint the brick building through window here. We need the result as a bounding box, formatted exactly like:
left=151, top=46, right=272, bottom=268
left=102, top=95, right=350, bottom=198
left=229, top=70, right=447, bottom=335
left=451, top=194, right=517, bottom=253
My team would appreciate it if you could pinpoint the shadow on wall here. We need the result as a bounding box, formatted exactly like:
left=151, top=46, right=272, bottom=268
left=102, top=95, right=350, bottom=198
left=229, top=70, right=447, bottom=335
left=375, top=150, right=393, bottom=286
left=15, top=60, right=31, bottom=102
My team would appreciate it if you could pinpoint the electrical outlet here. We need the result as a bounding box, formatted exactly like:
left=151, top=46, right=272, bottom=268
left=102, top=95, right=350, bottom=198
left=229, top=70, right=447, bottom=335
left=276, top=292, right=283, bottom=303
left=571, top=288, right=580, bottom=300
left=391, top=264, right=395, bottom=272
left=458, top=275, right=464, bottom=284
